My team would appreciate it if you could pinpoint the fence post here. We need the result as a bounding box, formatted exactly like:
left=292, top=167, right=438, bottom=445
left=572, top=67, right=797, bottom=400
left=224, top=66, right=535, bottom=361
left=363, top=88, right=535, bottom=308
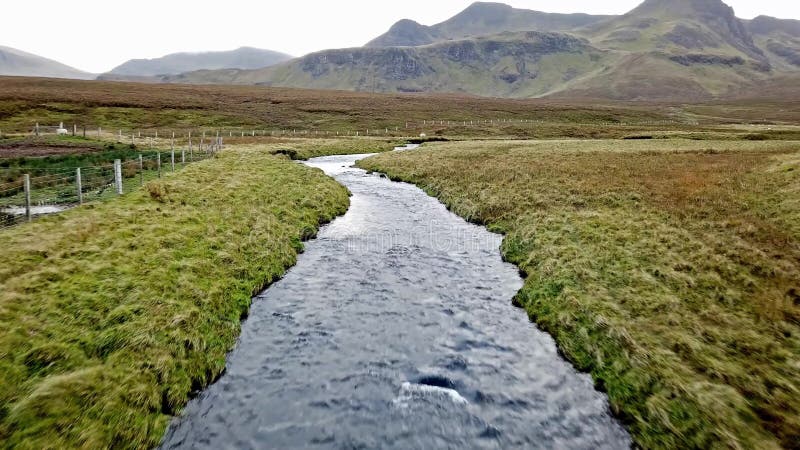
left=35, top=122, right=40, bottom=136
left=83, top=126, right=86, bottom=138
left=76, top=168, right=83, bottom=205
left=171, top=134, right=175, bottom=171
left=157, top=153, right=162, bottom=178
left=188, top=137, right=193, bottom=161
left=114, top=160, right=123, bottom=195
left=24, top=174, right=31, bottom=222
left=73, top=124, right=77, bottom=136
left=139, top=154, right=144, bottom=186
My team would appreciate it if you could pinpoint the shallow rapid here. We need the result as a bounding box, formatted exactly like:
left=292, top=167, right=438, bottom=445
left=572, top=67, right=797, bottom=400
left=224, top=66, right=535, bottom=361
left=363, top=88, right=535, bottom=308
left=161, top=154, right=630, bottom=449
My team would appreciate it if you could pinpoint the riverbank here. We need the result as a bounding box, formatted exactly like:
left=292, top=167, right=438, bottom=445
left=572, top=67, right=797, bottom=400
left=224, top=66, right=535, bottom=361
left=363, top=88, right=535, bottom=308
left=0, top=147, right=350, bottom=448
left=357, top=139, right=800, bottom=449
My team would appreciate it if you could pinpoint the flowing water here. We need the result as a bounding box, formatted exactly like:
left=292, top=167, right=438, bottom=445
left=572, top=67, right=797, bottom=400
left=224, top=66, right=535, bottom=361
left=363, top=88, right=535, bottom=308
left=161, top=154, right=630, bottom=449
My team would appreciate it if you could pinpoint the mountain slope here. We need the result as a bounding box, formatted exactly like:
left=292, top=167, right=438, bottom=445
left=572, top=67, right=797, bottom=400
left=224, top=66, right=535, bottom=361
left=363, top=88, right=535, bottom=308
left=581, top=0, right=767, bottom=64
left=166, top=32, right=615, bottom=98
left=104, top=47, right=292, bottom=77
left=0, top=46, right=93, bottom=79
left=746, top=16, right=800, bottom=70
left=163, top=0, right=800, bottom=101
left=367, top=2, right=611, bottom=47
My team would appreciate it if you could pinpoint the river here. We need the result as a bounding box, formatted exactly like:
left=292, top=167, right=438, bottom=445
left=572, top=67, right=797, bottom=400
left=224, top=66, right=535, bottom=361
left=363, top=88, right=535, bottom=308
left=160, top=153, right=630, bottom=449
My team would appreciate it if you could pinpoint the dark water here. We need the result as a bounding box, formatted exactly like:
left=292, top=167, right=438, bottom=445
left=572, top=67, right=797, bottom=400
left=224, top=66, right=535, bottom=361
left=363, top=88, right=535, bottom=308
left=161, top=154, right=630, bottom=449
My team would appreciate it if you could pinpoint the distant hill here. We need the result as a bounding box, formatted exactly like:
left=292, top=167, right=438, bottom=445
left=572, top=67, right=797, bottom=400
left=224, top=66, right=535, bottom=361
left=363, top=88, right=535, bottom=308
left=103, top=47, right=293, bottom=77
left=0, top=46, right=93, bottom=80
left=162, top=0, right=800, bottom=101
left=367, top=2, right=611, bottom=47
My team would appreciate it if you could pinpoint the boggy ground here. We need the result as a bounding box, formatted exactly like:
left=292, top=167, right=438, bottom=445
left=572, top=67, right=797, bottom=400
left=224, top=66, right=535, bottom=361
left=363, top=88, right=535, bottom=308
left=358, top=139, right=800, bottom=449
left=0, top=146, right=350, bottom=448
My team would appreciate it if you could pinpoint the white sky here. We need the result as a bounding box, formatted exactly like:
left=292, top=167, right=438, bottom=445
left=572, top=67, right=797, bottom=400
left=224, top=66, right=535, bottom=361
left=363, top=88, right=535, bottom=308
left=2, top=0, right=798, bottom=73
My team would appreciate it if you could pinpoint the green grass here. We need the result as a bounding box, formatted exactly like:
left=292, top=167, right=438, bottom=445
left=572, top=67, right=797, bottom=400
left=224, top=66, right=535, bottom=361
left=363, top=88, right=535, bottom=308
left=0, top=145, right=351, bottom=448
left=260, top=137, right=401, bottom=160
left=358, top=139, right=800, bottom=449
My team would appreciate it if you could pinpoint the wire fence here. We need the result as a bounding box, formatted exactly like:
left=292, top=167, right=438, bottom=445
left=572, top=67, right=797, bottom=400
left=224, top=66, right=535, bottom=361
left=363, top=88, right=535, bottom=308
left=10, top=116, right=702, bottom=142
left=0, top=143, right=218, bottom=230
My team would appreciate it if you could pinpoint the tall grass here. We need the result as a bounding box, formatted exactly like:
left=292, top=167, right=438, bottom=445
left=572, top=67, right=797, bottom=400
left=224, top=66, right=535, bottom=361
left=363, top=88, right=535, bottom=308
left=0, top=145, right=350, bottom=448
left=358, top=139, right=800, bottom=449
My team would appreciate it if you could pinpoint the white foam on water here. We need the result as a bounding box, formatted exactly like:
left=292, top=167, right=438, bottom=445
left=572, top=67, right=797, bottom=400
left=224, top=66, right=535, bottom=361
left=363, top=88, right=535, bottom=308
left=393, top=381, right=469, bottom=409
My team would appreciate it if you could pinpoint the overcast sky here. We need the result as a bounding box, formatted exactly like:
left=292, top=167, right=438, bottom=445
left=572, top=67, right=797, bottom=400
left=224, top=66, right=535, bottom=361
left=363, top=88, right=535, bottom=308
left=2, top=0, right=798, bottom=73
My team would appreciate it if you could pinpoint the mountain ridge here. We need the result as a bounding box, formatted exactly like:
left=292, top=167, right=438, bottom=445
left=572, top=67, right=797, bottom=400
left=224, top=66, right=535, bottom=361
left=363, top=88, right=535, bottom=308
left=166, top=0, right=800, bottom=101
left=0, top=46, right=94, bottom=80
left=366, top=1, right=612, bottom=47
left=104, top=47, right=292, bottom=77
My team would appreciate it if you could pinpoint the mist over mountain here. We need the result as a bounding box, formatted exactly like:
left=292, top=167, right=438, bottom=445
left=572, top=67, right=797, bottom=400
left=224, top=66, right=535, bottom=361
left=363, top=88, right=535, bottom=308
left=0, top=46, right=93, bottom=80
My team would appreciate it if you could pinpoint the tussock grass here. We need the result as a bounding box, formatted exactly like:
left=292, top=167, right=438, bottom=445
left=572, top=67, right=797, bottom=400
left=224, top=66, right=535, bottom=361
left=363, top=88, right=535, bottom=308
left=262, top=137, right=401, bottom=160
left=0, top=145, right=350, bottom=448
left=359, top=139, right=800, bottom=449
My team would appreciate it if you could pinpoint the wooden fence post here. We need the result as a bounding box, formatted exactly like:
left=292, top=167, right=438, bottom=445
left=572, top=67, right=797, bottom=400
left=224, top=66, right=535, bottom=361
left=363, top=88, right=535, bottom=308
left=157, top=153, right=162, bottom=178
left=76, top=168, right=83, bottom=205
left=114, top=160, right=123, bottom=195
left=139, top=154, right=144, bottom=186
left=170, top=134, right=175, bottom=171
left=24, top=174, right=31, bottom=222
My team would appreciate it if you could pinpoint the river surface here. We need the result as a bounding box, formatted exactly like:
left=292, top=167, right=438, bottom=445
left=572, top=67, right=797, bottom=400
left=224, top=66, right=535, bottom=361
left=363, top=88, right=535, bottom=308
left=161, top=154, right=630, bottom=449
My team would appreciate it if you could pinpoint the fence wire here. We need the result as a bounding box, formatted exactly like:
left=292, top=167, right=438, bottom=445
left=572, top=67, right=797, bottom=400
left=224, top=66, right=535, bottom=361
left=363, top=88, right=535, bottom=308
left=0, top=149, right=217, bottom=231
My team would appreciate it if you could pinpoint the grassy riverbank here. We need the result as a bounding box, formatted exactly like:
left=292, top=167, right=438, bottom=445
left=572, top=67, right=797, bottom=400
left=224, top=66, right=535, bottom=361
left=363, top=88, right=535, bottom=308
left=358, top=140, right=800, bottom=449
left=262, top=137, right=401, bottom=160
left=0, top=147, right=350, bottom=448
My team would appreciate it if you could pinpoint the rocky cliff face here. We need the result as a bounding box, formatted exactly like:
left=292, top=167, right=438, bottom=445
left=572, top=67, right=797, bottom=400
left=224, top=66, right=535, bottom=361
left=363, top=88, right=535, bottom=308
left=164, top=0, right=800, bottom=101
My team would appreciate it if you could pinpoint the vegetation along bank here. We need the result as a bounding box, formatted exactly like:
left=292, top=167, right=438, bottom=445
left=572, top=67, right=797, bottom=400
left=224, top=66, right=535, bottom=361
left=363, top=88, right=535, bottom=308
left=357, top=139, right=800, bottom=449
left=0, top=145, right=350, bottom=448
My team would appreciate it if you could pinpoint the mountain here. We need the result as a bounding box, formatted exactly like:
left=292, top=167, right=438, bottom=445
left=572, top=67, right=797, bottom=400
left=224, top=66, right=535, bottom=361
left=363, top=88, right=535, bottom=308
left=0, top=46, right=93, bottom=79
left=745, top=16, right=800, bottom=70
left=164, top=32, right=614, bottom=98
left=103, top=47, right=293, bottom=77
left=367, top=2, right=611, bottom=47
left=582, top=0, right=766, bottom=62
left=162, top=0, right=800, bottom=101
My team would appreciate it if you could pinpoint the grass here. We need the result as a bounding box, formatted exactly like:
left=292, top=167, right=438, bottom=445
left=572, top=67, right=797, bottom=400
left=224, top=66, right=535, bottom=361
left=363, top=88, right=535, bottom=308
left=261, top=137, right=401, bottom=160
left=0, top=136, right=153, bottom=183
left=358, top=139, right=800, bottom=449
left=0, top=144, right=351, bottom=448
